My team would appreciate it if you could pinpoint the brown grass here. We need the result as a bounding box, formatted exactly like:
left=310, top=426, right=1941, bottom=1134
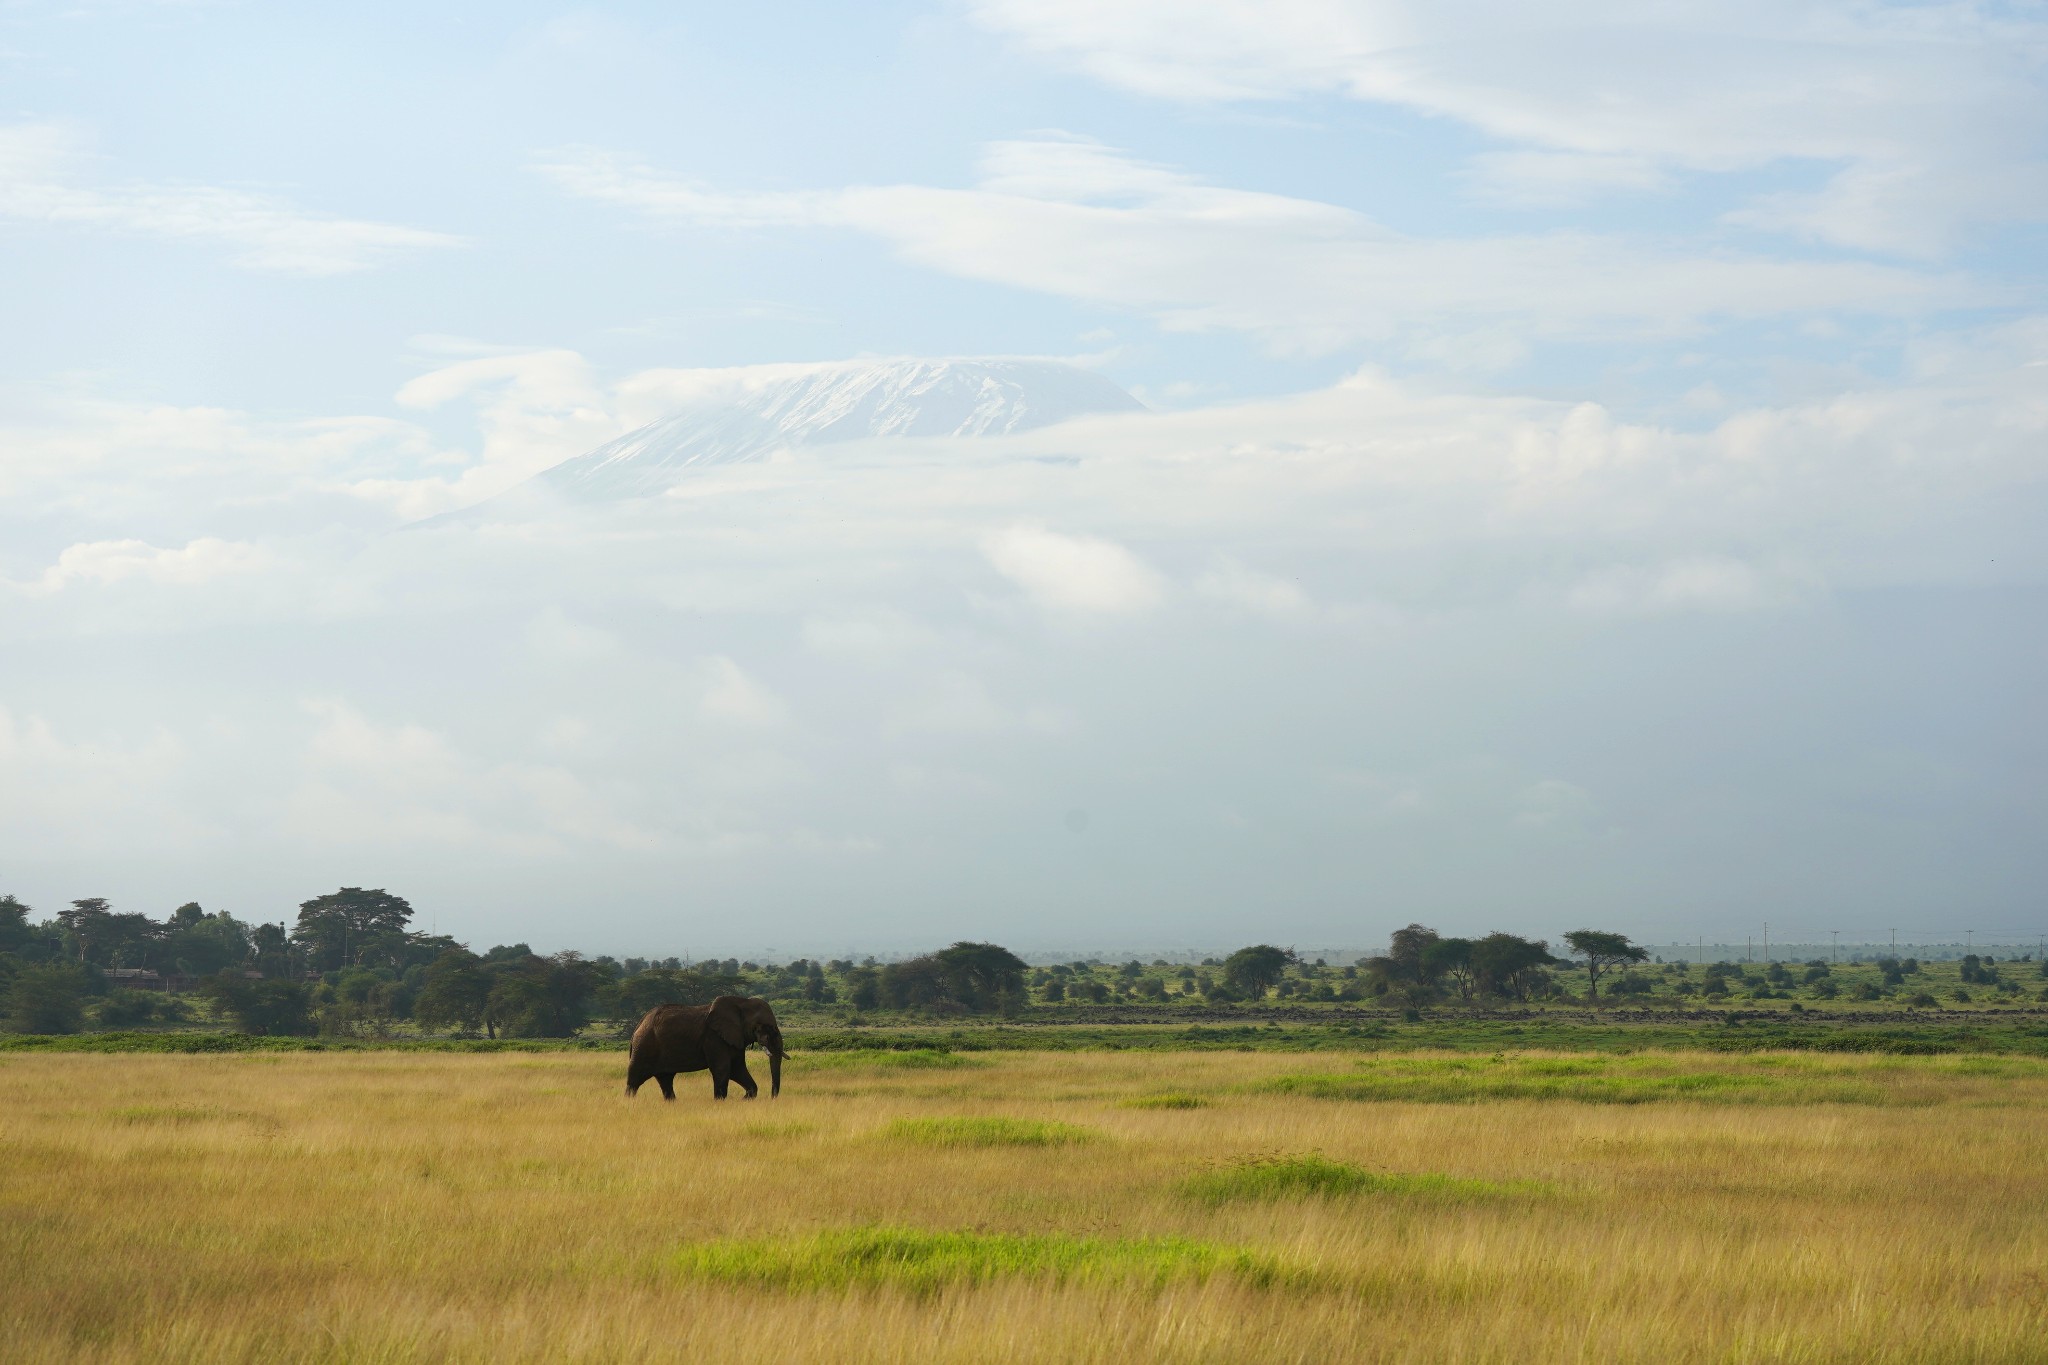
left=2, top=1048, right=2046, bottom=1363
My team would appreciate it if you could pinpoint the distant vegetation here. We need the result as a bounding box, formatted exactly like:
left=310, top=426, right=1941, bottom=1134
left=3, top=889, right=2043, bottom=1040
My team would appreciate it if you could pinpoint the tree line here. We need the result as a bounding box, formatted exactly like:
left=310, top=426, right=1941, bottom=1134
left=0, top=886, right=1656, bottom=1037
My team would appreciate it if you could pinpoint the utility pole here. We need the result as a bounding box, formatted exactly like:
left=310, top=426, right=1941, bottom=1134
left=1891, top=928, right=1897, bottom=954
left=1747, top=935, right=1753, bottom=963
left=1967, top=929, right=1974, bottom=952
left=1764, top=922, right=1770, bottom=964
left=1831, top=930, right=1839, bottom=964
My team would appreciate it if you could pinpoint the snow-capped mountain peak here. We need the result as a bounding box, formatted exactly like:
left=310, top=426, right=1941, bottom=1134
left=532, top=357, right=1143, bottom=500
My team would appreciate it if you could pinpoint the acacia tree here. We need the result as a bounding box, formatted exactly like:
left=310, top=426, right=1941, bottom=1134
left=0, top=894, right=37, bottom=954
left=1223, top=945, right=1295, bottom=999
left=55, top=899, right=159, bottom=967
left=1365, top=925, right=1444, bottom=1006
left=880, top=942, right=1028, bottom=1014
left=413, top=949, right=491, bottom=1035
left=1471, top=933, right=1555, bottom=1001
left=478, top=953, right=604, bottom=1037
left=1563, top=930, right=1648, bottom=1001
left=1422, top=938, right=1477, bottom=1000
left=293, top=888, right=414, bottom=971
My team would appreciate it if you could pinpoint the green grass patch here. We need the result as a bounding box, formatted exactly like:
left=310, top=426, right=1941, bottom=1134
left=1252, top=1054, right=1890, bottom=1105
left=1120, top=1092, right=1208, bottom=1109
left=673, top=1226, right=1291, bottom=1293
left=881, top=1116, right=1095, bottom=1147
left=740, top=1121, right=816, bottom=1138
left=1183, top=1153, right=1533, bottom=1205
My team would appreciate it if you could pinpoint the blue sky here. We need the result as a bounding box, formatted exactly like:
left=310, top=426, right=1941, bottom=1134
left=2, top=1, right=2044, bottom=953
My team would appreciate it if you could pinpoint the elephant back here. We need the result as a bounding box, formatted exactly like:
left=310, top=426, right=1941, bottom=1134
left=630, top=1003, right=712, bottom=1070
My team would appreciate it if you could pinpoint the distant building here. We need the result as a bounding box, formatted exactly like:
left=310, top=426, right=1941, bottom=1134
left=102, top=967, right=261, bottom=993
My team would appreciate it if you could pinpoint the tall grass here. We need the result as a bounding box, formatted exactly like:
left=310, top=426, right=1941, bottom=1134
left=675, top=1226, right=1290, bottom=1292
left=881, top=1116, right=1095, bottom=1146
left=1252, top=1053, right=1917, bottom=1104
left=1181, top=1153, right=1534, bottom=1205
left=800, top=1048, right=988, bottom=1071
left=3, top=1048, right=2047, bottom=1363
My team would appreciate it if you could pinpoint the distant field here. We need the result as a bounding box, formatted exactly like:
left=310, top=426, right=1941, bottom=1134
left=4, top=1049, right=2046, bottom=1363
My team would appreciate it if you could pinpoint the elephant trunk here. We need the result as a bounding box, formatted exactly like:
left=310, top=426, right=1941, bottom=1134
left=769, top=1046, right=782, bottom=1098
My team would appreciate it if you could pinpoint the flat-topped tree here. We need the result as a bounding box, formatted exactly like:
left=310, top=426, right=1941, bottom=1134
left=293, top=887, right=414, bottom=971
left=1564, top=930, right=1649, bottom=1001
left=1223, top=945, right=1295, bottom=999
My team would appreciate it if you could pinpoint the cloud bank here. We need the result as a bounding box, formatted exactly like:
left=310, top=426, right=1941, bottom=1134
left=2, top=337, right=2043, bottom=949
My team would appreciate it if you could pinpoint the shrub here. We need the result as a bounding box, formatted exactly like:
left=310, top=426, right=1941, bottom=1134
left=93, top=990, right=188, bottom=1027
left=201, top=973, right=314, bottom=1036
left=3, top=965, right=88, bottom=1034
left=1908, top=993, right=1940, bottom=1008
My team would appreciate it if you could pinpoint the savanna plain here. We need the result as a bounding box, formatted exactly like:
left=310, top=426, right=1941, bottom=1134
left=5, top=1047, right=2047, bottom=1364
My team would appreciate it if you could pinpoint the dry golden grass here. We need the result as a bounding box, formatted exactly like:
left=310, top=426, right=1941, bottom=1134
left=3, top=1048, right=2047, bottom=1363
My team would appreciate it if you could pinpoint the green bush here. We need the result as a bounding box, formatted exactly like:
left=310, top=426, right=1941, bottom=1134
left=201, top=973, right=314, bottom=1036
left=3, top=965, right=88, bottom=1034
left=93, top=990, right=188, bottom=1027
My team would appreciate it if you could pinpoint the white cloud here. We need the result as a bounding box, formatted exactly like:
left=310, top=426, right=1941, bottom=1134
left=0, top=704, right=210, bottom=854
left=16, top=537, right=269, bottom=595
left=966, top=0, right=2048, bottom=255
left=1194, top=558, right=1312, bottom=618
left=1512, top=779, right=1599, bottom=834
left=286, top=699, right=664, bottom=854
left=699, top=656, right=787, bottom=728
left=389, top=349, right=624, bottom=513
left=1564, top=558, right=1813, bottom=617
left=539, top=138, right=1966, bottom=350
left=5, top=334, right=2047, bottom=939
left=982, top=524, right=1168, bottom=614
left=888, top=671, right=1068, bottom=737
left=524, top=608, right=621, bottom=661
left=0, top=121, right=461, bottom=275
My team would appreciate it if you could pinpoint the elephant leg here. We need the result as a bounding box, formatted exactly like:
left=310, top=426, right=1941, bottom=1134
left=656, top=1073, right=676, bottom=1101
left=709, top=1055, right=732, bottom=1099
left=731, top=1057, right=759, bottom=1099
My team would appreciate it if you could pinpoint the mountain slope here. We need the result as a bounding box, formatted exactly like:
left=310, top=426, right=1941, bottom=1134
left=533, top=358, right=1144, bottom=500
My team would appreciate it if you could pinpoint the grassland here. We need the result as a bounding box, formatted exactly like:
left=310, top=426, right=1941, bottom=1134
left=4, top=1047, right=2047, bottom=1363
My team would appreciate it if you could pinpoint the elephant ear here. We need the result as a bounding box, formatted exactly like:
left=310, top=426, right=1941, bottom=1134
left=744, top=997, right=780, bottom=1044
left=707, top=996, right=748, bottom=1049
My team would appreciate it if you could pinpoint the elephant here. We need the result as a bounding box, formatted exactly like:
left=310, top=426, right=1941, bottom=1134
left=625, top=995, right=785, bottom=1100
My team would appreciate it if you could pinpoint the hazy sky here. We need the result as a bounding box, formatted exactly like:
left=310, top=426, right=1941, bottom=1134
left=3, top=1, right=2044, bottom=955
